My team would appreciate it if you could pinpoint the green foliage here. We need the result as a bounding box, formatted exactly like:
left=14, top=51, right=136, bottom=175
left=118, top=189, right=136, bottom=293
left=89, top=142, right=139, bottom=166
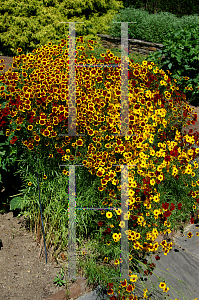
left=0, top=0, right=124, bottom=57
left=155, top=0, right=199, bottom=18
left=145, top=23, right=199, bottom=106
left=0, top=131, right=19, bottom=172
left=9, top=196, right=23, bottom=210
left=0, top=93, right=23, bottom=175
left=106, top=5, right=199, bottom=44
left=129, top=0, right=199, bottom=18
left=119, top=0, right=144, bottom=10
left=53, top=267, right=66, bottom=286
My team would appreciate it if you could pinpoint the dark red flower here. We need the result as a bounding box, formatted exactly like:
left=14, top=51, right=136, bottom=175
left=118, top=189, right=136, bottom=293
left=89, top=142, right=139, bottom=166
left=10, top=136, right=18, bottom=145
left=155, top=255, right=160, bottom=260
left=98, top=221, right=103, bottom=227
left=103, top=228, right=111, bottom=235
left=170, top=203, right=175, bottom=211
left=162, top=202, right=169, bottom=210
left=163, top=210, right=171, bottom=218
left=149, top=263, right=156, bottom=269
left=178, top=203, right=182, bottom=210
left=142, top=259, right=148, bottom=264
left=109, top=296, right=117, bottom=300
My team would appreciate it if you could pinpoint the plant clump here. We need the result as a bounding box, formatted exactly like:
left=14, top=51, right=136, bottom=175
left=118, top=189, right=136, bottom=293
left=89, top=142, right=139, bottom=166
left=0, top=36, right=199, bottom=299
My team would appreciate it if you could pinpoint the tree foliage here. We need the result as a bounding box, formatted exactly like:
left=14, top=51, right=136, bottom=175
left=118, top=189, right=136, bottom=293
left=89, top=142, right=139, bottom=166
left=0, top=0, right=125, bottom=57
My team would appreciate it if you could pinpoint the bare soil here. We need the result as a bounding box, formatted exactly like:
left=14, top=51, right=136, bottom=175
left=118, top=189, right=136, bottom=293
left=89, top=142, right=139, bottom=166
left=0, top=211, right=101, bottom=300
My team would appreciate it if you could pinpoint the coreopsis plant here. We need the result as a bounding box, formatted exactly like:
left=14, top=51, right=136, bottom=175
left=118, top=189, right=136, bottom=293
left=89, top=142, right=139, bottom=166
left=0, top=36, right=199, bottom=299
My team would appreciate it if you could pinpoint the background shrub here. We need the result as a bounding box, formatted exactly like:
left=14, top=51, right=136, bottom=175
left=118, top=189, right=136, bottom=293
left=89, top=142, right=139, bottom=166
left=145, top=23, right=199, bottom=106
left=0, top=0, right=124, bottom=57
left=106, top=5, right=199, bottom=44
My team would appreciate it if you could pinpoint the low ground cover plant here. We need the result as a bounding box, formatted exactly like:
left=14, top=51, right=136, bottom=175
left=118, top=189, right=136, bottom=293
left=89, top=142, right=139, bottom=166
left=0, top=36, right=199, bottom=299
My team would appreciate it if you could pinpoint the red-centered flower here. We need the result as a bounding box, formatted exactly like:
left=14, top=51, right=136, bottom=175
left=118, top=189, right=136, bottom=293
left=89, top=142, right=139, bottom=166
left=126, top=284, right=134, bottom=292
left=190, top=217, right=195, bottom=224
left=120, top=279, right=127, bottom=287
left=107, top=288, right=114, bottom=295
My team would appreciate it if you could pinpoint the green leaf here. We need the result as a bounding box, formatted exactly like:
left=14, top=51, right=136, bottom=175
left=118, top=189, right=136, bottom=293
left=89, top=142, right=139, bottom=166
left=0, top=150, right=6, bottom=157
left=9, top=196, right=24, bottom=210
left=0, top=102, right=7, bottom=109
left=184, top=65, right=191, bottom=70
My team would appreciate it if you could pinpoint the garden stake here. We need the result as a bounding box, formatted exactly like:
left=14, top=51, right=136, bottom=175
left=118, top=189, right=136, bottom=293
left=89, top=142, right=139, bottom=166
left=35, top=171, right=48, bottom=264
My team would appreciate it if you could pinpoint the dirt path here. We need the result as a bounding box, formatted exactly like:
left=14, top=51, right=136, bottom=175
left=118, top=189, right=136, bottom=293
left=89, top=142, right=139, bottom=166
left=0, top=212, right=98, bottom=300
left=0, top=212, right=65, bottom=299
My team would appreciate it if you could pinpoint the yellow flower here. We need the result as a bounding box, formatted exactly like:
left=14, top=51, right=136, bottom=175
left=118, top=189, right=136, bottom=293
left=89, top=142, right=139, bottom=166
left=119, top=221, right=125, bottom=228
left=6, top=129, right=10, bottom=136
left=106, top=211, right=112, bottom=219
left=130, top=274, right=138, bottom=282
left=27, top=125, right=33, bottom=131
left=159, top=282, right=166, bottom=289
left=114, top=208, right=122, bottom=215
left=62, top=170, right=69, bottom=176
left=104, top=257, right=108, bottom=263
left=114, top=259, right=120, bottom=265
left=150, top=178, right=156, bottom=186
left=142, top=61, right=148, bottom=65
left=28, top=182, right=32, bottom=186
